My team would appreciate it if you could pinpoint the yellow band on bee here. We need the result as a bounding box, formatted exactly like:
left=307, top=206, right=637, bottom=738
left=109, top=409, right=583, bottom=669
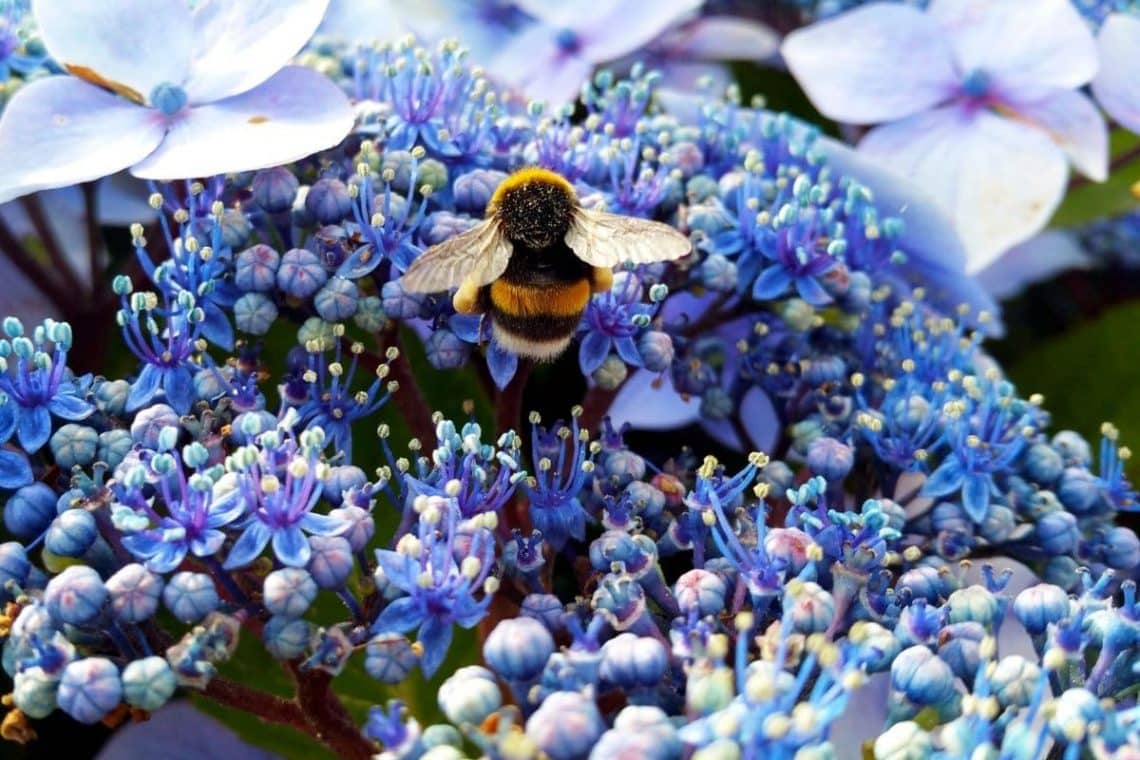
left=489, top=278, right=591, bottom=318
left=488, top=167, right=575, bottom=214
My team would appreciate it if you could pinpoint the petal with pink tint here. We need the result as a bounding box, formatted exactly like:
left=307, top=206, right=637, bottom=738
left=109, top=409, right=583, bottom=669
left=130, top=67, right=353, bottom=180
left=782, top=4, right=957, bottom=124
left=33, top=0, right=192, bottom=99
left=858, top=106, right=1068, bottom=274
left=1092, top=13, right=1140, bottom=134
left=0, top=77, right=165, bottom=204
left=185, top=0, right=331, bottom=103
left=1012, top=89, right=1107, bottom=181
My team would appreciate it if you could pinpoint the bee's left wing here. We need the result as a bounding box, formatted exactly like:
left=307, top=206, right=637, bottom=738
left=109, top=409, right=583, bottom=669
left=564, top=208, right=691, bottom=268
left=400, top=219, right=513, bottom=293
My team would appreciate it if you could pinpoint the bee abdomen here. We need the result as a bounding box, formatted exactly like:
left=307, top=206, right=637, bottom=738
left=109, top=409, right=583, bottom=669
left=485, top=278, right=590, bottom=361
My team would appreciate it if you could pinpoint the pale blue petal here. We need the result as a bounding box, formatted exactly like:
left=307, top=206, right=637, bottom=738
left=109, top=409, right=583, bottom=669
left=921, top=459, right=967, bottom=498
left=613, top=335, right=641, bottom=367
left=1011, top=89, right=1107, bottom=181
left=184, top=0, right=329, bottom=103
left=0, top=401, right=15, bottom=443
left=47, top=393, right=94, bottom=421
left=961, top=473, right=992, bottom=524
left=163, top=368, right=194, bottom=415
left=487, top=342, right=518, bottom=390
left=0, top=78, right=166, bottom=205
left=198, top=303, right=234, bottom=351
left=739, top=385, right=779, bottom=453
left=578, top=332, right=611, bottom=375
left=1092, top=13, right=1140, bottom=134
left=36, top=0, right=193, bottom=97
left=794, top=275, right=831, bottom=306
left=126, top=364, right=162, bottom=412
left=975, top=230, right=1089, bottom=300
left=372, top=596, right=423, bottom=634
left=417, top=616, right=453, bottom=678
left=299, top=512, right=351, bottom=536
left=17, top=405, right=51, bottom=453
left=272, top=526, right=311, bottom=567
left=374, top=550, right=416, bottom=591
left=0, top=449, right=32, bottom=489
left=223, top=521, right=271, bottom=569
left=928, top=0, right=1097, bottom=93
left=752, top=265, right=791, bottom=300
left=782, top=3, right=957, bottom=124
left=583, top=0, right=704, bottom=63
left=132, top=67, right=353, bottom=180
left=858, top=107, right=1068, bottom=277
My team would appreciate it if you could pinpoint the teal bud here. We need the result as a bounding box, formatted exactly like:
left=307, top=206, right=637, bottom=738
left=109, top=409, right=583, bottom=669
left=263, top=616, right=311, bottom=660
left=263, top=568, right=317, bottom=619
left=96, top=429, right=132, bottom=470
left=850, top=621, right=900, bottom=673
left=2, top=316, right=23, bottom=337
left=417, top=159, right=448, bottom=197
left=93, top=378, right=131, bottom=416
left=218, top=209, right=251, bottom=249
left=314, top=276, right=359, bottom=321
left=1043, top=555, right=1080, bottom=590
left=50, top=424, right=98, bottom=469
left=149, top=82, right=187, bottom=115
left=687, top=665, right=734, bottom=715
left=13, top=667, right=59, bottom=718
left=233, top=292, right=279, bottom=335
left=698, top=253, right=738, bottom=292
left=947, top=585, right=999, bottom=627
left=437, top=665, right=501, bottom=725
left=353, top=295, right=387, bottom=333
left=58, top=657, right=122, bottom=724
left=422, top=724, right=463, bottom=749
left=122, top=656, right=177, bottom=710
left=685, top=174, right=719, bottom=203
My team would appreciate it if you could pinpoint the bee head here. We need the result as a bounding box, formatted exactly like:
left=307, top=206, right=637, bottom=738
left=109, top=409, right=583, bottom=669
left=490, top=168, right=577, bottom=250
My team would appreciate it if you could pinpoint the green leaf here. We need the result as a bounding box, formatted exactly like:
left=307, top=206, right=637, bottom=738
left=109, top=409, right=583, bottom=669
left=1049, top=130, right=1140, bottom=229
left=1004, top=301, right=1140, bottom=483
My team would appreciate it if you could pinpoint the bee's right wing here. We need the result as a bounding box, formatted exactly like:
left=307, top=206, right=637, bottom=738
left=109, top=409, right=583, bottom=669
left=400, top=220, right=513, bottom=293
left=565, top=208, right=692, bottom=268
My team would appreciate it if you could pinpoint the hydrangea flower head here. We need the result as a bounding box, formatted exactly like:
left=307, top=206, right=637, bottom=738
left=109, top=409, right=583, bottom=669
left=0, top=0, right=354, bottom=203
left=783, top=0, right=1106, bottom=272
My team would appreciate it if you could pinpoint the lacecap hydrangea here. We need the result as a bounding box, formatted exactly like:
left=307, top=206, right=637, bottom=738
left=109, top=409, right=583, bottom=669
left=0, top=31, right=1137, bottom=760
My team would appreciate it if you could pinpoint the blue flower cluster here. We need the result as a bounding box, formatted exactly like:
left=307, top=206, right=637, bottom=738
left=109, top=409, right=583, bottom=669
left=0, top=34, right=1136, bottom=760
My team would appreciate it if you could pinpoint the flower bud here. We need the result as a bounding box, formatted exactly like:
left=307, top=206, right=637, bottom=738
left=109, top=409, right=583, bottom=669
left=234, top=244, right=281, bottom=292
left=106, top=563, right=163, bottom=623
left=600, top=633, right=668, bottom=689
left=526, top=691, right=604, bottom=760
left=806, top=437, right=853, bottom=481
left=5, top=482, right=57, bottom=539
left=315, top=276, right=360, bottom=322
left=57, top=658, right=122, bottom=724
left=252, top=166, right=300, bottom=213
left=873, top=721, right=931, bottom=760
left=163, top=571, right=219, bottom=623
left=276, top=248, right=328, bottom=299
left=437, top=665, right=501, bottom=726
left=263, top=568, right=318, bottom=619
left=305, top=178, right=352, bottom=224
left=122, top=656, right=177, bottom=710
left=44, top=509, right=98, bottom=558
left=483, top=617, right=553, bottom=682
left=1012, top=583, right=1070, bottom=635
left=263, top=616, right=311, bottom=660
left=365, top=632, right=418, bottom=683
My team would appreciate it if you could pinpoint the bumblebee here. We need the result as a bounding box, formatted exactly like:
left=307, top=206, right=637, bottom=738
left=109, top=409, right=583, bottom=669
left=400, top=167, right=691, bottom=361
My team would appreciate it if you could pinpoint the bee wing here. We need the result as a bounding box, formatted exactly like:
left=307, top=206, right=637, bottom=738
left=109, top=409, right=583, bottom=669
left=400, top=220, right=513, bottom=293
left=564, top=208, right=691, bottom=268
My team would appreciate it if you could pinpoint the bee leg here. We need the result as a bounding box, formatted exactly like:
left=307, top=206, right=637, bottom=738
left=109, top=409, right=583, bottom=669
left=452, top=277, right=481, bottom=314
left=591, top=266, right=614, bottom=293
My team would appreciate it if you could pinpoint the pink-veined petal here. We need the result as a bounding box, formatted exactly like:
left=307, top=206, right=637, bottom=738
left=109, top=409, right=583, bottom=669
left=975, top=229, right=1089, bottom=300
left=655, top=17, right=779, bottom=62
left=33, top=0, right=192, bottom=99
left=1092, top=13, right=1140, bottom=134
left=130, top=66, right=353, bottom=180
left=781, top=3, right=957, bottom=124
left=858, top=106, right=1068, bottom=273
left=582, top=0, right=704, bottom=64
left=0, top=77, right=166, bottom=204
left=1011, top=89, right=1107, bottom=181
left=928, top=0, right=1097, bottom=92
left=184, top=0, right=330, bottom=103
